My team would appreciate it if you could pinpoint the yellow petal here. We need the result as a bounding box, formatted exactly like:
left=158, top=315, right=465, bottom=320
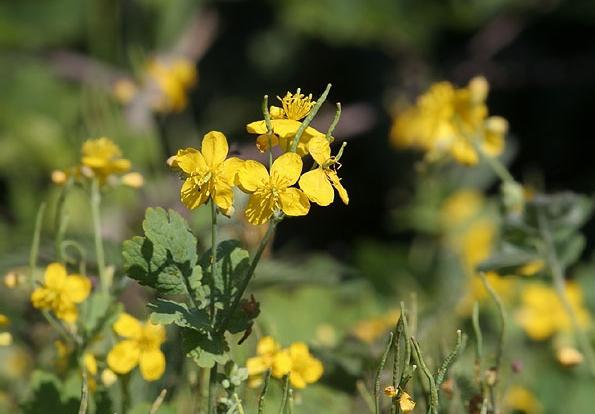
left=220, top=157, right=244, bottom=184
left=270, top=119, right=301, bottom=139
left=327, top=170, right=349, bottom=205
left=63, top=275, right=91, bottom=303
left=279, top=188, right=310, bottom=217
left=142, top=323, right=166, bottom=346
left=300, top=357, right=323, bottom=384
left=44, top=263, right=67, bottom=288
left=256, top=134, right=279, bottom=153
left=113, top=313, right=142, bottom=339
left=107, top=340, right=141, bottom=374
left=139, top=349, right=166, bottom=381
left=246, top=356, right=270, bottom=376
left=257, top=336, right=280, bottom=356
left=450, top=140, right=478, bottom=165
left=214, top=182, right=234, bottom=211
left=290, top=372, right=307, bottom=389
left=56, top=303, right=79, bottom=323
left=399, top=391, right=416, bottom=412
left=299, top=168, right=334, bottom=206
left=84, top=353, right=98, bottom=375
left=246, top=120, right=268, bottom=135
left=111, top=158, right=132, bottom=173
left=483, top=116, right=507, bottom=156
left=0, top=314, right=9, bottom=327
left=245, top=192, right=276, bottom=225
left=175, top=148, right=207, bottom=175
left=31, top=288, right=51, bottom=310
left=272, top=350, right=292, bottom=378
left=201, top=131, right=228, bottom=168
left=270, top=153, right=302, bottom=188
left=238, top=160, right=269, bottom=193
left=307, top=136, right=331, bottom=165
left=181, top=178, right=209, bottom=210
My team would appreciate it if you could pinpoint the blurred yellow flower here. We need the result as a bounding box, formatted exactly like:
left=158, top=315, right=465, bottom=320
left=0, top=314, right=9, bottom=327
left=121, top=172, right=144, bottom=188
left=81, top=137, right=131, bottom=182
left=112, top=79, right=137, bottom=104
left=31, top=263, right=91, bottom=323
left=0, top=314, right=12, bottom=346
left=272, top=342, right=323, bottom=389
left=101, top=368, right=118, bottom=387
left=516, top=282, right=590, bottom=340
left=351, top=309, right=400, bottom=344
left=246, top=336, right=281, bottom=387
left=505, top=386, right=542, bottom=414
left=298, top=136, right=349, bottom=206
left=107, top=313, right=166, bottom=381
left=390, top=76, right=507, bottom=166
left=246, top=337, right=323, bottom=389
left=398, top=391, right=416, bottom=412
left=173, top=131, right=243, bottom=211
left=246, top=90, right=325, bottom=156
left=384, top=385, right=398, bottom=397
left=147, top=57, right=197, bottom=113
left=557, top=346, right=584, bottom=367
left=238, top=153, right=310, bottom=224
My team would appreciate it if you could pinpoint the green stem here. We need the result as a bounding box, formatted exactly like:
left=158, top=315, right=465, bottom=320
left=217, top=220, right=278, bottom=334
left=479, top=273, right=506, bottom=374
left=288, top=389, right=294, bottom=414
left=78, top=354, right=89, bottom=414
left=474, top=141, right=516, bottom=185
left=257, top=370, right=271, bottom=414
left=537, top=209, right=595, bottom=376
left=472, top=302, right=483, bottom=383
left=435, top=330, right=464, bottom=387
left=54, top=177, right=73, bottom=262
left=207, top=365, right=217, bottom=414
left=119, top=374, right=131, bottom=414
left=29, top=202, right=47, bottom=288
left=356, top=380, right=375, bottom=414
left=325, top=102, right=342, bottom=142
left=262, top=95, right=274, bottom=168
left=289, top=84, right=332, bottom=153
left=210, top=198, right=218, bottom=319
left=278, top=375, right=290, bottom=414
left=391, top=318, right=403, bottom=414
left=411, top=338, right=439, bottom=414
left=149, top=389, right=168, bottom=414
left=90, top=179, right=108, bottom=293
left=375, top=332, right=394, bottom=414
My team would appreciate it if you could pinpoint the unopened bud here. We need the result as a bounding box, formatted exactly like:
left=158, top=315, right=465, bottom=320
left=557, top=346, right=584, bottom=367
left=121, top=172, right=144, bottom=188
left=384, top=385, right=398, bottom=398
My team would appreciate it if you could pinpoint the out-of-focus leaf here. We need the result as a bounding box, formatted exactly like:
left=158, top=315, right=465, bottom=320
left=149, top=298, right=210, bottom=331
left=182, top=328, right=230, bottom=368
left=21, top=371, right=79, bottom=414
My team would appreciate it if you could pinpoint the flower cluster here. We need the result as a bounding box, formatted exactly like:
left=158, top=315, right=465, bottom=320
left=516, top=282, right=590, bottom=341
left=246, top=336, right=323, bottom=389
left=52, top=137, right=142, bottom=187
left=106, top=313, right=167, bottom=381
left=113, top=56, right=197, bottom=113
left=384, top=386, right=416, bottom=412
left=390, top=76, right=508, bottom=165
left=171, top=89, right=348, bottom=225
left=30, top=263, right=91, bottom=323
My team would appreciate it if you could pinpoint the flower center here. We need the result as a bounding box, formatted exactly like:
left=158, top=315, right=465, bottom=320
left=278, top=90, right=315, bottom=121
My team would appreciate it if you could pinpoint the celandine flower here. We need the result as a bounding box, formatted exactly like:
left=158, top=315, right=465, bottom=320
left=81, top=137, right=132, bottom=181
left=173, top=131, right=243, bottom=212
left=31, top=263, right=91, bottom=323
left=298, top=136, right=348, bottom=206
left=246, top=90, right=326, bottom=156
left=272, top=342, right=323, bottom=389
left=107, top=313, right=166, bottom=381
left=238, top=152, right=310, bottom=225
left=390, top=76, right=507, bottom=166
left=516, top=282, right=590, bottom=341
left=246, top=336, right=281, bottom=387
left=146, top=57, right=197, bottom=113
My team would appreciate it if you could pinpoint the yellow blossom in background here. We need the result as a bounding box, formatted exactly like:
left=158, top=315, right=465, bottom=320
left=246, top=337, right=323, bottom=389
left=398, top=391, right=416, bottom=412
left=147, top=57, right=197, bottom=113
left=516, top=282, right=590, bottom=340
left=246, top=336, right=282, bottom=387
left=173, top=131, right=243, bottom=211
left=390, top=76, right=507, bottom=165
left=0, top=314, right=8, bottom=327
left=107, top=313, right=166, bottom=381
left=121, top=172, right=144, bottom=188
left=101, top=368, right=118, bottom=386
left=505, top=386, right=542, bottom=414
left=351, top=309, right=400, bottom=343
left=112, top=79, right=137, bottom=104
left=557, top=346, right=584, bottom=367
left=0, top=332, right=12, bottom=346
left=298, top=136, right=349, bottom=206
left=272, top=342, right=323, bottom=389
left=238, top=152, right=310, bottom=224
left=30, top=263, right=91, bottom=323
left=246, top=90, right=325, bottom=156
left=81, top=137, right=131, bottom=182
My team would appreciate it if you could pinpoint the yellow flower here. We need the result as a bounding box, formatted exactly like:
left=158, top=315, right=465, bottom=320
left=516, top=282, right=590, bottom=340
left=107, top=313, right=166, bottom=381
left=0, top=332, right=12, bottom=346
left=246, top=90, right=325, bottom=156
left=147, top=57, right=197, bottom=113
left=272, top=342, right=323, bottom=389
left=0, top=314, right=9, bottom=327
left=517, top=260, right=544, bottom=276
left=398, top=391, right=416, bottom=412
left=390, top=76, right=507, bottom=166
left=121, top=172, right=144, bottom=188
left=31, top=263, right=91, bottom=323
left=174, top=131, right=244, bottom=211
left=298, top=136, right=349, bottom=206
left=237, top=152, right=310, bottom=225
left=351, top=309, right=400, bottom=344
left=81, top=137, right=131, bottom=182
left=112, top=79, right=137, bottom=104
left=505, top=386, right=542, bottom=414
left=246, top=336, right=282, bottom=387
left=557, top=346, right=584, bottom=367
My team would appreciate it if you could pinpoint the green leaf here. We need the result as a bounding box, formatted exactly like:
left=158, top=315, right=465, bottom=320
left=182, top=328, right=230, bottom=368
left=21, top=371, right=79, bottom=414
left=556, top=234, right=586, bottom=269
left=477, top=250, right=542, bottom=274
left=149, top=298, right=210, bottom=331
left=123, top=207, right=200, bottom=296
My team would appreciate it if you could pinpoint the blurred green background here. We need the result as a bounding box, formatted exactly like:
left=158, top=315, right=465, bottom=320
left=2, top=1, right=595, bottom=413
